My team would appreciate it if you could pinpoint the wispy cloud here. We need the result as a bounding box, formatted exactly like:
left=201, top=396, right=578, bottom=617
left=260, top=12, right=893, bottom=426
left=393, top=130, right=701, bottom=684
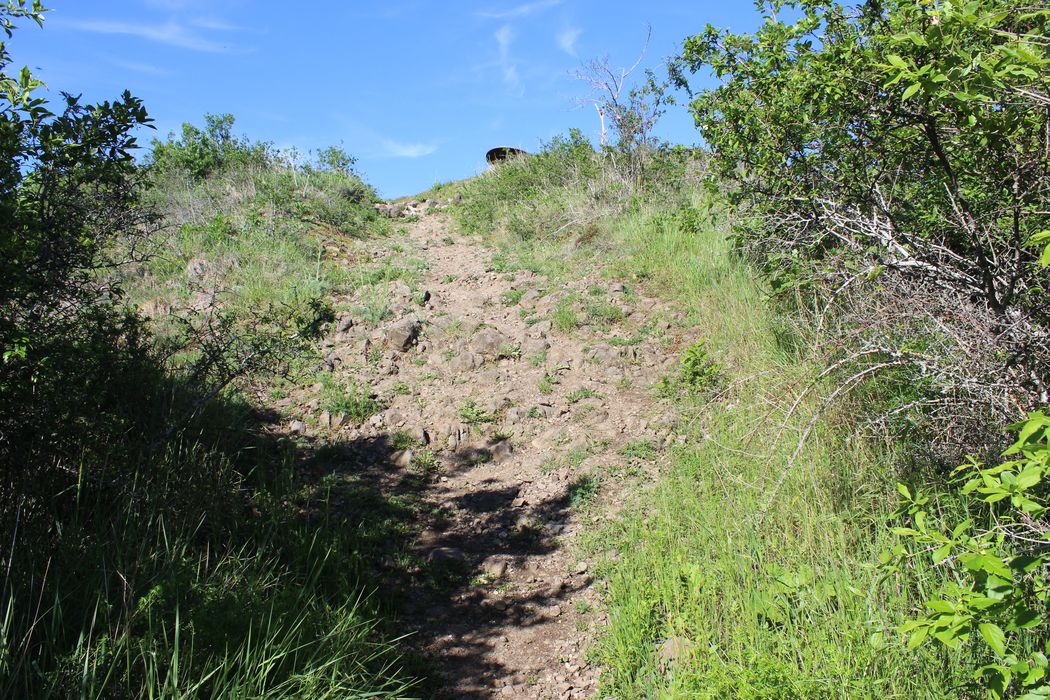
left=494, top=24, right=523, bottom=94
left=477, top=0, right=561, bottom=19
left=110, top=58, right=171, bottom=76
left=66, top=19, right=234, bottom=52
left=556, top=27, right=581, bottom=56
left=380, top=139, right=437, bottom=158
left=189, top=17, right=245, bottom=31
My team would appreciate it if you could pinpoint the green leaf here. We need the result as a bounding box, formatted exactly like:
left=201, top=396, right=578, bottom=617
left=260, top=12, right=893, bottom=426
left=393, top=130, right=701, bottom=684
left=1016, top=465, right=1043, bottom=490
left=933, top=544, right=953, bottom=563
left=907, top=625, right=930, bottom=650
left=902, top=82, right=922, bottom=101
left=981, top=623, right=1007, bottom=656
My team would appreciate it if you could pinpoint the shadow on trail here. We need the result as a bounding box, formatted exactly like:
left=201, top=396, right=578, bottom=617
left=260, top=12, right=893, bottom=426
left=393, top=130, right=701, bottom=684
left=294, top=429, right=586, bottom=698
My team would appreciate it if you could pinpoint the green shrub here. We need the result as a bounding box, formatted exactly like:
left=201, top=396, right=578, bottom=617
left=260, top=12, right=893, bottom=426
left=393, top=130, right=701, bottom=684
left=888, top=411, right=1050, bottom=699
left=148, top=113, right=271, bottom=180
left=673, top=0, right=1050, bottom=460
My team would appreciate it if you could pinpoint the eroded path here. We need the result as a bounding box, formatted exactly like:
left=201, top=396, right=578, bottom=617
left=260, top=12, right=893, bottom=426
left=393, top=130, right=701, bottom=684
left=285, top=212, right=689, bottom=698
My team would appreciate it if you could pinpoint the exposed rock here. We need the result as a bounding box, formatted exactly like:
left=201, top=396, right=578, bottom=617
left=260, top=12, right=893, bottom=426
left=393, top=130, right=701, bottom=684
left=470, top=328, right=513, bottom=357
left=450, top=351, right=484, bottom=373
left=185, top=257, right=209, bottom=280
left=490, top=440, right=513, bottom=463
left=483, top=559, right=508, bottom=579
left=289, top=420, right=306, bottom=434
left=336, top=314, right=354, bottom=332
left=384, top=318, right=421, bottom=351
left=391, top=449, right=413, bottom=469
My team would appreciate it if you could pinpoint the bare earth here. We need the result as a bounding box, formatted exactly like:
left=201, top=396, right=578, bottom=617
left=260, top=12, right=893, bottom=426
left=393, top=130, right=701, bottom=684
left=281, top=212, right=689, bottom=699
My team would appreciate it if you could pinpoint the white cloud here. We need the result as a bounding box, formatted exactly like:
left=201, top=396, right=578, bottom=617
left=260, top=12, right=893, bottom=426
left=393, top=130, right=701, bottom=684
left=66, top=19, right=232, bottom=52
left=380, top=139, right=437, bottom=158
left=557, top=27, right=581, bottom=56
left=494, top=24, right=523, bottom=94
left=478, top=0, right=561, bottom=19
left=190, top=17, right=245, bottom=31
left=110, top=58, right=171, bottom=76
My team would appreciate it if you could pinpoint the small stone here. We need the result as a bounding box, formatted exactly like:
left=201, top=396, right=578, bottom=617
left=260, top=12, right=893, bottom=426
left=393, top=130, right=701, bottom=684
left=289, top=420, right=306, bottom=434
left=575, top=561, right=589, bottom=575
left=483, top=560, right=508, bottom=579
left=185, top=257, right=209, bottom=280
left=391, top=449, right=413, bottom=469
left=384, top=318, right=421, bottom=351
left=336, top=314, right=354, bottom=332
left=490, top=440, right=513, bottom=463
left=532, top=319, right=553, bottom=334
left=608, top=282, right=626, bottom=294
left=319, top=410, right=332, bottom=428
left=511, top=497, right=527, bottom=508
left=427, top=546, right=466, bottom=564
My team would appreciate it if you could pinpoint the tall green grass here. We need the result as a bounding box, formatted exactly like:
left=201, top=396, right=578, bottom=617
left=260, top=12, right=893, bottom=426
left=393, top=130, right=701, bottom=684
left=0, top=435, right=421, bottom=698
left=2, top=155, right=422, bottom=697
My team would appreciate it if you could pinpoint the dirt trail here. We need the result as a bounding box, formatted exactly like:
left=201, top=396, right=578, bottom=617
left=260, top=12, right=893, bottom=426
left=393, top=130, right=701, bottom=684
left=297, top=212, right=688, bottom=698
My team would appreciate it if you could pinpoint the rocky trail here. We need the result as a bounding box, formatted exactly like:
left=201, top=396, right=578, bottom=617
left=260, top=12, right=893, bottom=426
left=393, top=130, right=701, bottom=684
left=275, top=211, right=691, bottom=698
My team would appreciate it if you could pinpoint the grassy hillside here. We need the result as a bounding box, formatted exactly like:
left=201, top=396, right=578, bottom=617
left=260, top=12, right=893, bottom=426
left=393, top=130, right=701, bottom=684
left=1, top=113, right=425, bottom=697
left=446, top=129, right=1037, bottom=697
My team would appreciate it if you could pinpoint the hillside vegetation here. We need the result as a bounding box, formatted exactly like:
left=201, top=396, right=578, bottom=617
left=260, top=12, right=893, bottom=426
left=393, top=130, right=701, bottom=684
left=2, top=0, right=1049, bottom=698
left=450, top=1, right=1050, bottom=697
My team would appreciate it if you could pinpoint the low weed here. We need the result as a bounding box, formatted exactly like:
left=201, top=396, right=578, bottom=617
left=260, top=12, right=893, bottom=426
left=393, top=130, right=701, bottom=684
left=567, top=388, right=602, bottom=404
left=457, top=399, right=495, bottom=425
left=568, top=474, right=601, bottom=509
left=320, top=376, right=383, bottom=422
left=552, top=298, right=580, bottom=332
left=501, top=289, right=525, bottom=306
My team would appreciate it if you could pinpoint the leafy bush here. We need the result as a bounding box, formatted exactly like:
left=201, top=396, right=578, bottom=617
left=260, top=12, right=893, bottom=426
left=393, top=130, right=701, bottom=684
left=148, top=112, right=271, bottom=179
left=673, top=0, right=1050, bottom=461
left=889, top=412, right=1050, bottom=698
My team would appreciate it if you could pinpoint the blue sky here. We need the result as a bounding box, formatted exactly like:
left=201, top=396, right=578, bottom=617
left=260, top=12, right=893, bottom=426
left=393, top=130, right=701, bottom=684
left=10, top=1, right=768, bottom=197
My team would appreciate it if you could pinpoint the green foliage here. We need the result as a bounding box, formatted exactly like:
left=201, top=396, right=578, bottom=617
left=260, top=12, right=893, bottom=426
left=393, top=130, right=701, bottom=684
left=320, top=377, right=383, bottom=423
left=680, top=340, right=720, bottom=390
left=888, top=412, right=1050, bottom=698
left=457, top=399, right=495, bottom=425
left=673, top=0, right=1050, bottom=456
left=657, top=340, right=722, bottom=398
left=148, top=113, right=271, bottom=179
